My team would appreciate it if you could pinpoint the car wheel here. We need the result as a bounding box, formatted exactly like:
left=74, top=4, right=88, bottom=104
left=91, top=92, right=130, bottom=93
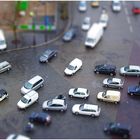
left=40, top=84, right=43, bottom=87
left=114, top=101, right=118, bottom=104
left=130, top=93, right=133, bottom=96
left=70, top=95, right=73, bottom=98
left=46, top=60, right=48, bottom=63
left=123, top=134, right=129, bottom=138
left=61, top=109, right=64, bottom=112
left=36, top=99, right=39, bottom=102
left=75, top=112, right=79, bottom=115
left=91, top=114, right=95, bottom=117
left=84, top=97, right=87, bottom=99
left=105, top=84, right=108, bottom=87
left=54, top=54, right=57, bottom=57
left=110, top=73, right=113, bottom=76
left=96, top=71, right=99, bottom=74
left=7, top=68, right=10, bottom=71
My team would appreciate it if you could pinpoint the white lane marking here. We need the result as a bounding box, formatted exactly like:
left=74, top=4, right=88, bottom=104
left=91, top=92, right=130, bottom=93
left=129, top=26, right=133, bottom=33
left=123, top=1, right=134, bottom=33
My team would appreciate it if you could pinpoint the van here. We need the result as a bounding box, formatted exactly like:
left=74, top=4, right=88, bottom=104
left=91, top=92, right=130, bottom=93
left=0, top=29, right=7, bottom=50
left=97, top=90, right=120, bottom=103
left=17, top=90, right=39, bottom=109
left=21, top=75, right=44, bottom=94
left=85, top=23, right=103, bottom=48
left=0, top=61, right=11, bottom=73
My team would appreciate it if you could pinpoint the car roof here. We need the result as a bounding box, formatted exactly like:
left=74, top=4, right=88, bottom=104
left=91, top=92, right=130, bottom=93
left=0, top=30, right=5, bottom=40
left=111, top=122, right=131, bottom=130
left=129, top=65, right=140, bottom=70
left=106, top=90, right=120, bottom=96
left=28, top=75, right=43, bottom=84
left=51, top=99, right=64, bottom=105
left=83, top=104, right=98, bottom=111
left=0, top=61, right=9, bottom=66
left=24, top=90, right=38, bottom=98
left=70, top=58, right=82, bottom=66
left=76, top=88, right=87, bottom=93
left=112, top=78, right=121, bottom=83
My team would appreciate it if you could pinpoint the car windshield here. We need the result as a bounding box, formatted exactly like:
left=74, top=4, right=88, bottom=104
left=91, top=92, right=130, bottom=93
left=24, top=82, right=33, bottom=89
left=107, top=78, right=112, bottom=84
left=47, top=100, right=53, bottom=106
left=124, top=66, right=129, bottom=71
left=67, top=64, right=75, bottom=70
left=135, top=86, right=140, bottom=91
left=83, top=18, right=90, bottom=24
left=43, top=50, right=52, bottom=57
left=113, top=1, right=120, bottom=6
left=87, top=38, right=95, bottom=43
left=0, top=40, right=5, bottom=45
left=102, top=91, right=107, bottom=97
left=79, top=104, right=84, bottom=110
left=65, top=31, right=72, bottom=38
left=74, top=88, right=78, bottom=93
left=21, top=97, right=28, bottom=104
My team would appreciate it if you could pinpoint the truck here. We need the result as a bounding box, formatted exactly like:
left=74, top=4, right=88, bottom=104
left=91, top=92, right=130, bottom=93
left=85, top=23, right=103, bottom=48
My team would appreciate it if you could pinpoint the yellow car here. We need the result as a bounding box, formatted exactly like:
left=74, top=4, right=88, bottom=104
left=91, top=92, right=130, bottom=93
left=91, top=0, right=99, bottom=7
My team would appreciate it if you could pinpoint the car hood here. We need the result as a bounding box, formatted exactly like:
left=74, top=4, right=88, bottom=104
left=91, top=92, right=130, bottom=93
left=97, top=92, right=103, bottom=99
left=42, top=101, right=48, bottom=109
left=21, top=86, right=31, bottom=94
left=64, top=68, right=73, bottom=75
left=120, top=67, right=125, bottom=73
left=103, top=78, right=108, bottom=85
left=17, top=100, right=27, bottom=109
left=72, top=104, right=80, bottom=112
left=69, top=88, right=75, bottom=95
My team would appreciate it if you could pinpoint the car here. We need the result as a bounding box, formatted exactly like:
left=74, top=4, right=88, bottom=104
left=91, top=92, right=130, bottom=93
left=69, top=88, right=89, bottom=99
left=94, top=64, right=116, bottom=76
left=112, top=0, right=121, bottom=12
left=103, top=78, right=124, bottom=89
left=91, top=0, right=99, bottom=7
left=39, top=49, right=57, bottom=63
left=99, top=9, right=109, bottom=29
left=17, top=90, right=39, bottom=109
left=97, top=90, right=121, bottom=104
left=132, top=2, right=140, bottom=14
left=128, top=85, right=140, bottom=96
left=21, top=75, right=44, bottom=94
left=120, top=65, right=140, bottom=76
left=29, top=112, right=51, bottom=125
left=0, top=29, right=7, bottom=50
left=104, top=122, right=131, bottom=138
left=64, top=58, right=82, bottom=76
left=0, top=89, right=8, bottom=102
left=78, top=1, right=87, bottom=12
left=81, top=17, right=91, bottom=31
left=42, top=98, right=67, bottom=112
left=0, top=61, right=11, bottom=74
left=62, top=27, right=76, bottom=42
left=72, top=103, right=101, bottom=117
left=6, top=134, right=30, bottom=140
left=54, top=94, right=66, bottom=100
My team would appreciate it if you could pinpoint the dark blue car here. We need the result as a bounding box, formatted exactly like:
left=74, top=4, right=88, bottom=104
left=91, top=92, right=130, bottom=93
left=29, top=112, right=51, bottom=125
left=128, top=85, right=140, bottom=96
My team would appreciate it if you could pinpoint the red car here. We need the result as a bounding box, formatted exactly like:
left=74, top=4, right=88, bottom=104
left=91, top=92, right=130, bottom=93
left=132, top=2, right=140, bottom=14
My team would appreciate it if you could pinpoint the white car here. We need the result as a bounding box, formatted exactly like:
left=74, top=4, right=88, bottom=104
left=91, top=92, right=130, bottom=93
left=103, top=78, right=124, bottom=89
left=21, top=75, right=44, bottom=94
left=72, top=103, right=101, bottom=117
left=81, top=17, right=91, bottom=31
left=69, top=88, right=89, bottom=99
left=112, top=0, right=121, bottom=12
left=42, top=99, right=67, bottom=112
left=120, top=65, right=140, bottom=76
left=78, top=1, right=87, bottom=12
left=17, top=90, right=39, bottom=109
left=64, top=58, right=82, bottom=76
left=97, top=90, right=120, bottom=104
left=0, top=29, right=7, bottom=50
left=6, top=134, right=30, bottom=140
left=99, top=10, right=109, bottom=29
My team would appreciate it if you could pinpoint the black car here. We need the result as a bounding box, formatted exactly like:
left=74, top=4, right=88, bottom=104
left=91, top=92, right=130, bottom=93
left=29, top=112, right=51, bottom=125
left=94, top=64, right=116, bottom=76
left=104, top=122, right=131, bottom=138
left=63, top=27, right=76, bottom=42
left=39, top=49, right=57, bottom=63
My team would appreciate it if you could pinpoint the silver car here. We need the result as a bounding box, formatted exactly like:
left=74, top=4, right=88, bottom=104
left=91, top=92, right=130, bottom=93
left=103, top=78, right=124, bottom=89
left=120, top=65, right=140, bottom=76
left=42, top=99, right=67, bottom=112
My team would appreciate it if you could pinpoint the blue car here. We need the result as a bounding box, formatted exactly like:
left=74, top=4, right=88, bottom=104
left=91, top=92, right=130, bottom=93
left=128, top=85, right=140, bottom=96
left=29, top=112, right=51, bottom=125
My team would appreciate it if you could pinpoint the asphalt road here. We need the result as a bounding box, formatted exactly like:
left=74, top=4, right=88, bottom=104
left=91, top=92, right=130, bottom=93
left=0, top=1, right=140, bottom=139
